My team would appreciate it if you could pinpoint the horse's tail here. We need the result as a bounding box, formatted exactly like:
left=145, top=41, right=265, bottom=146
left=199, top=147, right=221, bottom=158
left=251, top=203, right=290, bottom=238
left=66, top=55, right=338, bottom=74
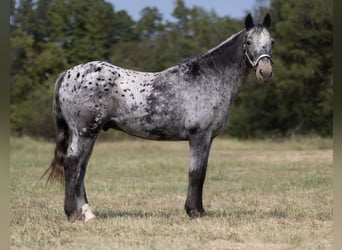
left=42, top=72, right=69, bottom=185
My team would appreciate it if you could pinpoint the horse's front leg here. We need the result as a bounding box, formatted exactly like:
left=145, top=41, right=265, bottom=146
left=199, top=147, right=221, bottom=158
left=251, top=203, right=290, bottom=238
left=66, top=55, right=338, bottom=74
left=185, top=132, right=213, bottom=218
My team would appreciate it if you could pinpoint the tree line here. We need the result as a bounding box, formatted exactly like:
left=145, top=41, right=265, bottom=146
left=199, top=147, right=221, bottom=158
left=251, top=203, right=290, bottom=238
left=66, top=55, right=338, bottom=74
left=10, top=0, right=333, bottom=139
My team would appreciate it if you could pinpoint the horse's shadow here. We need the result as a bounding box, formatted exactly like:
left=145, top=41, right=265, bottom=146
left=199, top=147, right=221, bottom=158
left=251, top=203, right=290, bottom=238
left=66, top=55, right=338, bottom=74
left=95, top=210, right=176, bottom=219
left=94, top=209, right=263, bottom=220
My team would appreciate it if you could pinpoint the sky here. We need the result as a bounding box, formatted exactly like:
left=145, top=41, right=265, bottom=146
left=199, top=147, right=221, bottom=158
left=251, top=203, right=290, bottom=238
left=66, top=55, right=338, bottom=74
left=107, top=0, right=265, bottom=21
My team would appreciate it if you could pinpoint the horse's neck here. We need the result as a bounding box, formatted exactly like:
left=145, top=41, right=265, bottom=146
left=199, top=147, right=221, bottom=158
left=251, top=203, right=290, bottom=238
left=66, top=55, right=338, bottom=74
left=199, top=30, right=250, bottom=95
left=207, top=30, right=247, bottom=72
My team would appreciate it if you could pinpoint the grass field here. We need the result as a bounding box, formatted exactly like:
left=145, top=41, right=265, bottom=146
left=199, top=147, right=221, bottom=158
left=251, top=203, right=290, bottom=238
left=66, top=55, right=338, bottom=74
left=10, top=136, right=333, bottom=249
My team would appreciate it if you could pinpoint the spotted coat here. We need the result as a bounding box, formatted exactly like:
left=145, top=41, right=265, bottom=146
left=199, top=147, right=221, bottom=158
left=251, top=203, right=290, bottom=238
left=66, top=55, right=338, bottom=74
left=58, top=31, right=251, bottom=142
left=45, top=13, right=274, bottom=222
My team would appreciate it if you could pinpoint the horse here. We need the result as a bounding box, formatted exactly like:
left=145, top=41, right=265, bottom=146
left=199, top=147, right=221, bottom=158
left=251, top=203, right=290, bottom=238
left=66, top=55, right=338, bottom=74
left=43, top=13, right=274, bottom=222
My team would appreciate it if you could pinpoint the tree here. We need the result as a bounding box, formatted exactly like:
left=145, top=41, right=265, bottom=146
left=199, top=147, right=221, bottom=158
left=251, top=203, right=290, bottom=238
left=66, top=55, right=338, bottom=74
left=112, top=10, right=138, bottom=42
left=34, top=0, right=53, bottom=43
left=172, top=0, right=190, bottom=29
left=270, top=0, right=333, bottom=136
left=136, top=7, right=163, bottom=39
left=46, top=0, right=117, bottom=64
left=13, top=0, right=36, bottom=36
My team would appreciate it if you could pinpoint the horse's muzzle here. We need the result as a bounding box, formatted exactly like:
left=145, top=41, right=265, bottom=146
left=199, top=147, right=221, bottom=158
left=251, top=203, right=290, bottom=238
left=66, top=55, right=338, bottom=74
left=256, top=58, right=273, bottom=84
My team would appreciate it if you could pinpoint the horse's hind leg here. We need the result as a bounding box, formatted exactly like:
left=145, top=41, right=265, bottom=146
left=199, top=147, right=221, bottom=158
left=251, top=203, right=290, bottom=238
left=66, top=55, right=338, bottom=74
left=76, top=142, right=96, bottom=222
left=64, top=134, right=96, bottom=222
left=185, top=132, right=213, bottom=218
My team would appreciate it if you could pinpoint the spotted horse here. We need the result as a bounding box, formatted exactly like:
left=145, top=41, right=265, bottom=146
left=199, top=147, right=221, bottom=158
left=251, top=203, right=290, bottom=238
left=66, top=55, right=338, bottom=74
left=43, top=13, right=274, bottom=222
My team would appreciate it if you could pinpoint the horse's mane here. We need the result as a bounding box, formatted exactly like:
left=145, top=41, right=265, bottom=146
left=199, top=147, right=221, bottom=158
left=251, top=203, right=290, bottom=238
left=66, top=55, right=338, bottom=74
left=175, top=29, right=246, bottom=74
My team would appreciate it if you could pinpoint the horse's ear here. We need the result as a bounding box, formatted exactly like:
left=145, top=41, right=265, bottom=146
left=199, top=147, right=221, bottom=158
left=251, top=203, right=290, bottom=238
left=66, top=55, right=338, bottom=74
left=263, top=13, right=271, bottom=29
left=245, top=13, right=254, bottom=30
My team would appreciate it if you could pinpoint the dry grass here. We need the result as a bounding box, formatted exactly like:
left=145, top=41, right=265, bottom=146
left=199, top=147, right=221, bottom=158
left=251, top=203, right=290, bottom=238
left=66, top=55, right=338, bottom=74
left=10, top=136, right=332, bottom=249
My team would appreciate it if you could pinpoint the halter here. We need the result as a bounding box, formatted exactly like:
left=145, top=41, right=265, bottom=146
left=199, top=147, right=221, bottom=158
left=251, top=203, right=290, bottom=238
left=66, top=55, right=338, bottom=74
left=243, top=39, right=273, bottom=69
left=244, top=52, right=273, bottom=69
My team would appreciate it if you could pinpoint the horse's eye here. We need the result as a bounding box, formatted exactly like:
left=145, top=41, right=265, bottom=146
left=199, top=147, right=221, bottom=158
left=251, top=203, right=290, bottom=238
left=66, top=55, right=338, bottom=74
left=246, top=40, right=252, bottom=46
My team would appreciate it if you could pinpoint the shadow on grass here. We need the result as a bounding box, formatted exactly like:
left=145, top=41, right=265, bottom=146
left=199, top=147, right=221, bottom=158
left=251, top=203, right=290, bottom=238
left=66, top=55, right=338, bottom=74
left=94, top=208, right=283, bottom=220
left=95, top=209, right=179, bottom=219
left=207, top=208, right=289, bottom=219
left=206, top=209, right=259, bottom=218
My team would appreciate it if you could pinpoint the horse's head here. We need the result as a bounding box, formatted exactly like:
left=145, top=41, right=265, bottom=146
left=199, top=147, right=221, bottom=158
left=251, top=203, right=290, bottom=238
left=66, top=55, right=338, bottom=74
left=243, top=13, right=274, bottom=84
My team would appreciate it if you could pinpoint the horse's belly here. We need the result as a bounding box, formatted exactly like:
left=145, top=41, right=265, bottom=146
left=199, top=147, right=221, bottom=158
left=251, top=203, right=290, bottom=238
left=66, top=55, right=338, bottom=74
left=104, top=112, right=188, bottom=141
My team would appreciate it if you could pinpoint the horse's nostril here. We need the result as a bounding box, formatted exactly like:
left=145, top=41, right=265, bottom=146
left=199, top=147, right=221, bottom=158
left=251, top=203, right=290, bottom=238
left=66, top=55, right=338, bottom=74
left=258, top=69, right=272, bottom=80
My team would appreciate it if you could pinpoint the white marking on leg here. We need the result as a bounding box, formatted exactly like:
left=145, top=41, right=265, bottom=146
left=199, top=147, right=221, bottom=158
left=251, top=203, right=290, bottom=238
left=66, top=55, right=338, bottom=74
left=82, top=203, right=96, bottom=222
left=77, top=197, right=86, bottom=210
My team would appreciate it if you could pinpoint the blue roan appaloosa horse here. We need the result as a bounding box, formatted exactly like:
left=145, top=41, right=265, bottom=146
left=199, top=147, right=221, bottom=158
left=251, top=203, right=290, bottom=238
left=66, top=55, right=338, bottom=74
left=43, top=13, right=274, bottom=222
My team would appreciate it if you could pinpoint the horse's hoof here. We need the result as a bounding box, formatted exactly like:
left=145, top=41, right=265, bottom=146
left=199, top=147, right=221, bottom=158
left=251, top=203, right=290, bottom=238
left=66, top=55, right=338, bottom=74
left=67, top=210, right=82, bottom=222
left=190, top=210, right=206, bottom=219
left=185, top=206, right=206, bottom=219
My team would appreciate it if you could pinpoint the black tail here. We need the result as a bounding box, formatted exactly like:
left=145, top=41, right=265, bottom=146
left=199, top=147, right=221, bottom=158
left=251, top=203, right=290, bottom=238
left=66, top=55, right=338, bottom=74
left=42, top=72, right=69, bottom=185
